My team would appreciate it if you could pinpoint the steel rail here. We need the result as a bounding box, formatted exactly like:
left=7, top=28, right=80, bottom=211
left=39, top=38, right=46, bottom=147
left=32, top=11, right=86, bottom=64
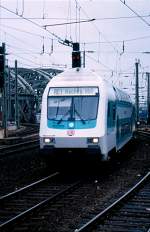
left=138, top=130, right=150, bottom=136
left=137, top=130, right=150, bottom=141
left=75, top=172, right=150, bottom=232
left=0, top=179, right=81, bottom=229
left=0, top=139, right=39, bottom=150
left=0, top=139, right=39, bottom=158
left=0, top=172, right=59, bottom=201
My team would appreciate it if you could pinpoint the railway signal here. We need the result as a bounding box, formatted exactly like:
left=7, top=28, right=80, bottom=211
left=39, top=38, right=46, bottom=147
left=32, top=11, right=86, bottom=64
left=72, top=42, right=81, bottom=68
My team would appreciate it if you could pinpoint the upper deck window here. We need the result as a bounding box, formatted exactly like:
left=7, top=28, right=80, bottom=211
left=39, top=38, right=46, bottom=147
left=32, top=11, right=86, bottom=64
left=48, top=87, right=99, bottom=96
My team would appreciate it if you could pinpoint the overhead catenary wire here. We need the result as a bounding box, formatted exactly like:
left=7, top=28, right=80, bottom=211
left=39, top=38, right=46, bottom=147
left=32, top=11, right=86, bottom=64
left=86, top=53, right=115, bottom=73
left=1, top=15, right=150, bottom=20
left=43, top=19, right=95, bottom=27
left=6, top=43, right=39, bottom=54
left=80, top=34, right=150, bottom=45
left=1, top=29, right=41, bottom=54
left=69, top=0, right=73, bottom=42
left=1, top=31, right=45, bottom=64
left=0, top=4, right=69, bottom=46
left=1, top=3, right=149, bottom=48
left=1, top=1, right=150, bottom=73
left=8, top=59, right=40, bottom=68
left=75, top=0, right=78, bottom=42
left=42, top=0, right=45, bottom=19
left=119, top=0, right=150, bottom=27
left=95, top=15, right=150, bottom=21
left=1, top=20, right=59, bottom=63
left=2, top=21, right=150, bottom=44
left=9, top=53, right=42, bottom=66
left=0, top=3, right=94, bottom=48
left=16, top=0, right=18, bottom=15
left=0, top=23, right=46, bottom=38
left=65, top=0, right=70, bottom=39
left=75, top=0, right=120, bottom=54
left=3, top=27, right=150, bottom=67
left=21, top=0, right=24, bottom=17
left=2, top=21, right=150, bottom=48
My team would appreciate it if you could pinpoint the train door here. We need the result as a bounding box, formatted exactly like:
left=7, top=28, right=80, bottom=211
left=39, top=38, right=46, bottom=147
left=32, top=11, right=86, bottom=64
left=107, top=100, right=116, bottom=152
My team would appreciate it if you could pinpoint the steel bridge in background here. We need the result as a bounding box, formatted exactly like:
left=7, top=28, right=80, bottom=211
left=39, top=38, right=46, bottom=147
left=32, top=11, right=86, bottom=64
left=0, top=67, right=62, bottom=124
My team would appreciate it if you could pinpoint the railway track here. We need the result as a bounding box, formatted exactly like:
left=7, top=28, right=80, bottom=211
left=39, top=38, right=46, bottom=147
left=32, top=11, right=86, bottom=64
left=8, top=123, right=39, bottom=138
left=0, top=139, right=39, bottom=158
left=138, top=130, right=150, bottom=141
left=0, top=129, right=149, bottom=231
left=0, top=124, right=39, bottom=146
left=0, top=172, right=81, bottom=231
left=75, top=172, right=150, bottom=232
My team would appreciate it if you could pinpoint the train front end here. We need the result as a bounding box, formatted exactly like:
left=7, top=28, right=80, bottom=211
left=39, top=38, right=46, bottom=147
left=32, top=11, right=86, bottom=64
left=40, top=85, right=103, bottom=156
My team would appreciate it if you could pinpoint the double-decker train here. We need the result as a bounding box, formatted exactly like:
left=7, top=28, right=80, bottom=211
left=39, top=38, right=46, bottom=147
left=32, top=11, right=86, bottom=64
left=39, top=67, right=135, bottom=161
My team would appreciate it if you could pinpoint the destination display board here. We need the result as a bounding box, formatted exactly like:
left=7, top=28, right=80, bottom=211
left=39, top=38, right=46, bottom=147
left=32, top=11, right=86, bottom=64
left=48, top=87, right=99, bottom=96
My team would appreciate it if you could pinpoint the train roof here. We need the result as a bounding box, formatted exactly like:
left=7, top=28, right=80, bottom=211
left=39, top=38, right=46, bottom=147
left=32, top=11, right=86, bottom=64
left=45, top=68, right=132, bottom=103
left=50, top=68, right=102, bottom=83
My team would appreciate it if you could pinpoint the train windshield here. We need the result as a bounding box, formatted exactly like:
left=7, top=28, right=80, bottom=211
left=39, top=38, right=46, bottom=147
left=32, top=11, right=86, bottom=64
left=47, top=87, right=99, bottom=122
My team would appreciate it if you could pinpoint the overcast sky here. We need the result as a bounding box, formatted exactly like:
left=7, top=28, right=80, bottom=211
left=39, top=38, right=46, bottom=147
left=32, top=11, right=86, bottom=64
left=0, top=0, right=150, bottom=97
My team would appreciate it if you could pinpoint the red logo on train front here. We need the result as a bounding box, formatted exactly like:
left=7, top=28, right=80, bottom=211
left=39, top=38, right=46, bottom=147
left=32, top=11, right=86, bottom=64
left=67, top=130, right=75, bottom=136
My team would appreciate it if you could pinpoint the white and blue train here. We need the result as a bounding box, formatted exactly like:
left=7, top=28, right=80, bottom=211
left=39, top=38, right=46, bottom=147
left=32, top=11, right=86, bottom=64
left=39, top=68, right=135, bottom=161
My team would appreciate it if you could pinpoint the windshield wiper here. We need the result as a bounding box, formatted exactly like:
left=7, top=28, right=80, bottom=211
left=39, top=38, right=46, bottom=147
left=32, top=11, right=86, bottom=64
left=57, top=109, right=70, bottom=124
left=74, top=108, right=86, bottom=124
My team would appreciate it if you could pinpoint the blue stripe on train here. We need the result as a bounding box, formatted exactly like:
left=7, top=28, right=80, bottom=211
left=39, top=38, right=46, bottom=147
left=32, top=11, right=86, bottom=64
left=116, top=117, right=133, bottom=146
left=47, top=119, right=96, bottom=129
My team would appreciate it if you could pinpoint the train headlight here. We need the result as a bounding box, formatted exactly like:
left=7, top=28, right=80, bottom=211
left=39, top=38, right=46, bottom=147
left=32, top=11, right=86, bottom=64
left=87, top=137, right=99, bottom=144
left=44, top=138, right=55, bottom=144
left=92, top=138, right=99, bottom=144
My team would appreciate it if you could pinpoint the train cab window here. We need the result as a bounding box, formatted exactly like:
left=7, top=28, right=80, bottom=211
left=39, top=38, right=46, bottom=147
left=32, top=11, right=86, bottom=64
left=47, top=91, right=99, bottom=122
left=47, top=87, right=99, bottom=123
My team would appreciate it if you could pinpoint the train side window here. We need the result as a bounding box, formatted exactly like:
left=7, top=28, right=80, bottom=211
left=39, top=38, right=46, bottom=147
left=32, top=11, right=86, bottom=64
left=107, top=102, right=111, bottom=129
left=107, top=101, right=115, bottom=128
